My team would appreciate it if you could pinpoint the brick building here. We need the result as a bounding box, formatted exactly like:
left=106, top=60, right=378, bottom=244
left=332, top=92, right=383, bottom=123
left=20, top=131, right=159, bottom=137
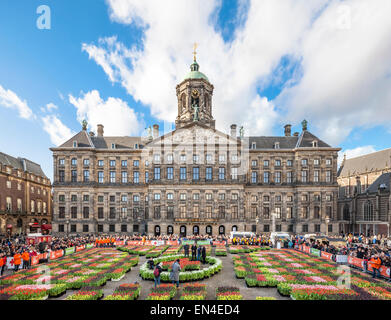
left=51, top=58, right=340, bottom=236
left=0, top=152, right=52, bottom=235
left=338, top=149, right=391, bottom=235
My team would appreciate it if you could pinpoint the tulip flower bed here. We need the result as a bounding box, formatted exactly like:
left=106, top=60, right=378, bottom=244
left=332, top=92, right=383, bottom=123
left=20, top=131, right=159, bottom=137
left=162, top=245, right=183, bottom=256
left=104, top=283, right=141, bottom=300
left=180, top=283, right=207, bottom=300
left=230, top=249, right=391, bottom=300
left=117, top=245, right=155, bottom=256
left=0, top=247, right=140, bottom=300
left=229, top=246, right=269, bottom=254
left=146, top=246, right=170, bottom=258
left=216, top=287, right=243, bottom=300
left=147, top=284, right=177, bottom=300
left=256, top=296, right=277, bottom=300
left=162, top=258, right=201, bottom=271
left=140, top=255, right=222, bottom=282
left=66, top=287, right=104, bottom=300
left=215, top=245, right=227, bottom=256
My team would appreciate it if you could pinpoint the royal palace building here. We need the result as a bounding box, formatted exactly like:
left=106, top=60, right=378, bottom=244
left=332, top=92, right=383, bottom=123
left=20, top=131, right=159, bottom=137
left=0, top=152, right=52, bottom=235
left=51, top=57, right=341, bottom=236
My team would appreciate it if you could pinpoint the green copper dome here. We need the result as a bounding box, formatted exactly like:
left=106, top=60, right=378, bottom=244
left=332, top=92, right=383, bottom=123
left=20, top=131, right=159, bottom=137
left=184, top=61, right=209, bottom=82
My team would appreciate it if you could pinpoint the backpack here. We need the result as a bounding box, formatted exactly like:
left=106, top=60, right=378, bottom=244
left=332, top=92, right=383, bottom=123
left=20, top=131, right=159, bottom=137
left=153, top=267, right=160, bottom=277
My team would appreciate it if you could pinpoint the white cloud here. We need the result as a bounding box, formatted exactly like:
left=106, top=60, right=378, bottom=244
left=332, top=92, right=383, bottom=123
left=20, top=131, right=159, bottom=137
left=69, top=90, right=144, bottom=136
left=0, top=84, right=34, bottom=119
left=338, top=145, right=376, bottom=167
left=41, top=102, right=58, bottom=113
left=83, top=0, right=326, bottom=136
left=42, top=114, right=76, bottom=146
left=277, top=0, right=391, bottom=145
left=82, top=0, right=391, bottom=145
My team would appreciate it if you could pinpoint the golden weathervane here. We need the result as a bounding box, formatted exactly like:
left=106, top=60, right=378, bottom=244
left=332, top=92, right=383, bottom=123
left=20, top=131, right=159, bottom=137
left=193, top=42, right=198, bottom=62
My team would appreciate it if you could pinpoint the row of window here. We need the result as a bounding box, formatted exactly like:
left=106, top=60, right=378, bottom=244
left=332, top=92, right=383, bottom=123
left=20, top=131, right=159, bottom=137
left=2, top=167, right=49, bottom=184
left=58, top=168, right=333, bottom=184
left=251, top=158, right=332, bottom=167
left=2, top=197, right=47, bottom=213
left=250, top=170, right=332, bottom=183
left=59, top=156, right=334, bottom=168
left=57, top=223, right=333, bottom=234
left=58, top=205, right=332, bottom=221
left=5, top=181, right=47, bottom=195
left=58, top=192, right=334, bottom=203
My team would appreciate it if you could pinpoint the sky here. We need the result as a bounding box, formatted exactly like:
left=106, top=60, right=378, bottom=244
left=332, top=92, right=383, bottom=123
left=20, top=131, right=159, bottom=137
left=0, top=0, right=391, bottom=181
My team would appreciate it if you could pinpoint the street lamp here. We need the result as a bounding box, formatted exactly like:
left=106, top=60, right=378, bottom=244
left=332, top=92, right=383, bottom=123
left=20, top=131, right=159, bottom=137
left=325, top=216, right=330, bottom=236
left=66, top=220, right=70, bottom=235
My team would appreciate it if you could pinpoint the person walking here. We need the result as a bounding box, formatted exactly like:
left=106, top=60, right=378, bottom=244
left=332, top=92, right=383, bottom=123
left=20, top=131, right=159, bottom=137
left=191, top=244, right=197, bottom=261
left=197, top=246, right=201, bottom=261
left=369, top=254, right=381, bottom=279
left=153, top=262, right=162, bottom=288
left=170, top=259, right=181, bottom=288
left=13, top=251, right=21, bottom=272
left=201, top=246, right=206, bottom=264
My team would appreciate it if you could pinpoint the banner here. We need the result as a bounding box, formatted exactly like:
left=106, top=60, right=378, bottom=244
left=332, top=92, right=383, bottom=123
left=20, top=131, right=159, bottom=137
left=196, top=240, right=211, bottom=245
left=321, top=252, right=333, bottom=261
left=310, top=248, right=321, bottom=257
left=86, top=243, right=94, bottom=249
left=213, top=241, right=227, bottom=246
left=166, top=240, right=179, bottom=245
left=50, top=250, right=64, bottom=260
left=348, top=256, right=364, bottom=269
left=126, top=241, right=143, bottom=245
left=303, top=245, right=311, bottom=254
left=31, top=256, right=40, bottom=266
left=75, top=245, right=85, bottom=252
left=147, top=240, right=165, bottom=246
left=115, top=241, right=125, bottom=246
left=335, top=255, right=348, bottom=263
left=181, top=240, right=195, bottom=245
left=65, top=247, right=76, bottom=255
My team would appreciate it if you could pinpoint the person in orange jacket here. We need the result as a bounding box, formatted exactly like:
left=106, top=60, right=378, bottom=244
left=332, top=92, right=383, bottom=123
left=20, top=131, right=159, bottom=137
left=22, top=251, right=30, bottom=269
left=13, top=251, right=22, bottom=272
left=369, top=255, right=382, bottom=279
left=0, top=253, right=6, bottom=276
left=111, top=237, right=115, bottom=247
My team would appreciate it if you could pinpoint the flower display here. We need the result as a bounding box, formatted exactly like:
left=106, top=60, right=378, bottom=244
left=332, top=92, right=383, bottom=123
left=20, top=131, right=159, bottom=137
left=216, top=287, right=243, bottom=300
left=180, top=283, right=207, bottom=300
left=147, top=283, right=177, bottom=300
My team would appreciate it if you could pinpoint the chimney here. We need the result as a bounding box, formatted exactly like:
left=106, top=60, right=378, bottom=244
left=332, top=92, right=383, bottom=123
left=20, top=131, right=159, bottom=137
left=153, top=124, right=159, bottom=139
left=230, top=124, right=237, bottom=138
left=284, top=124, right=292, bottom=137
left=293, top=132, right=299, bottom=137
left=97, top=124, right=104, bottom=137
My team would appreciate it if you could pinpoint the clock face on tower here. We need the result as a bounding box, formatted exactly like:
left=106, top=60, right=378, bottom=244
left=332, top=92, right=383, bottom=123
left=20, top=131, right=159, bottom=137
left=191, top=89, right=199, bottom=98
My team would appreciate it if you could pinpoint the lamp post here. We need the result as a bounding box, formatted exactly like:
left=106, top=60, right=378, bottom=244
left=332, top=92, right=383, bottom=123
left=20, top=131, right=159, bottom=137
left=325, top=216, right=330, bottom=236
left=66, top=220, right=70, bottom=235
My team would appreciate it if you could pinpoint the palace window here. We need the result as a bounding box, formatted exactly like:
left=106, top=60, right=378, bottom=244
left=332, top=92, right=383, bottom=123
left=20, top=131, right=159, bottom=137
left=133, top=171, right=139, bottom=184
left=98, top=160, right=104, bottom=167
left=218, top=206, right=225, bottom=219
left=275, top=159, right=281, bottom=167
left=167, top=154, right=173, bottom=164
left=326, top=170, right=332, bottom=183
left=109, top=207, right=116, bottom=219
left=83, top=170, right=89, bottom=182
left=133, top=195, right=140, bottom=202
left=287, top=207, right=293, bottom=219
left=133, top=160, right=140, bottom=167
left=110, top=160, right=116, bottom=167
left=71, top=207, right=77, bottom=219
left=122, top=171, right=128, bottom=183
left=193, top=193, right=200, bottom=200
left=301, top=170, right=308, bottom=183
left=263, top=172, right=270, bottom=183
left=122, top=160, right=128, bottom=167
left=232, top=206, right=238, bottom=219
left=193, top=167, right=200, bottom=181
left=83, top=159, right=90, bottom=166
left=251, top=171, right=257, bottom=183
left=71, top=170, right=77, bottom=182
left=59, top=170, right=65, bottom=182
left=231, top=167, right=238, bottom=180
left=206, top=193, right=212, bottom=201
left=110, top=171, right=116, bottom=183
left=275, top=171, right=281, bottom=184
left=275, top=207, right=282, bottom=219
left=314, top=170, right=319, bottom=183
left=83, top=207, right=89, bottom=219
left=263, top=207, right=270, bottom=220
left=219, top=167, right=225, bottom=180
left=98, top=171, right=104, bottom=183
left=154, top=167, right=161, bottom=180
left=206, top=167, right=212, bottom=180
left=167, top=193, right=174, bottom=200
left=98, top=208, right=104, bottom=219
left=180, top=193, right=187, bottom=200
left=287, top=160, right=293, bottom=167
left=71, top=158, right=77, bottom=166
left=167, top=167, right=174, bottom=180
left=314, top=206, right=320, bottom=219
left=206, top=207, right=212, bottom=219
left=180, top=167, right=186, bottom=180
left=154, top=193, right=161, bottom=201
left=263, top=160, right=269, bottom=167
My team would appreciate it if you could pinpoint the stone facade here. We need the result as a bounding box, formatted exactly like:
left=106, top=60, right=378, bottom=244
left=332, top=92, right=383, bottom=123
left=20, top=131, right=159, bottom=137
left=51, top=59, right=340, bottom=236
left=0, top=152, right=52, bottom=234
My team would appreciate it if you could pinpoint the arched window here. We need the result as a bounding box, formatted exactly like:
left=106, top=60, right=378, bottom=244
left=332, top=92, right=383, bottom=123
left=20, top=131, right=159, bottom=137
left=219, top=225, right=225, bottom=235
left=167, top=225, right=173, bottom=235
left=364, top=201, right=373, bottom=221
left=343, top=204, right=350, bottom=221
left=206, top=225, right=212, bottom=235
left=154, top=225, right=161, bottom=236
left=232, top=225, right=238, bottom=232
left=180, top=225, right=187, bottom=237
left=193, top=225, right=199, bottom=235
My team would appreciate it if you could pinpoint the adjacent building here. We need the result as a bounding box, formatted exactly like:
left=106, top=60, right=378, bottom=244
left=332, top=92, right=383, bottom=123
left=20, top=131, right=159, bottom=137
left=337, top=149, right=391, bottom=235
left=51, top=57, right=340, bottom=236
left=0, top=152, right=52, bottom=235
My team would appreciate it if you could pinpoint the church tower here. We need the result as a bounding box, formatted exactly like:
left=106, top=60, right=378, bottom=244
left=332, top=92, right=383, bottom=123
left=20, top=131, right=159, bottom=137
left=175, top=45, right=215, bottom=129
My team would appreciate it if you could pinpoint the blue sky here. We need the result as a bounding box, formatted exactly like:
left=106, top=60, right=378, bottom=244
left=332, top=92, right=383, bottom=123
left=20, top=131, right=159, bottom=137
left=0, top=0, right=390, bottom=181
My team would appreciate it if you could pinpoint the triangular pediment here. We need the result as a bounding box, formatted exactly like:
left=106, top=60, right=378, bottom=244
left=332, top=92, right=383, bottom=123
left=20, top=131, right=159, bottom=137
left=146, top=122, right=241, bottom=148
